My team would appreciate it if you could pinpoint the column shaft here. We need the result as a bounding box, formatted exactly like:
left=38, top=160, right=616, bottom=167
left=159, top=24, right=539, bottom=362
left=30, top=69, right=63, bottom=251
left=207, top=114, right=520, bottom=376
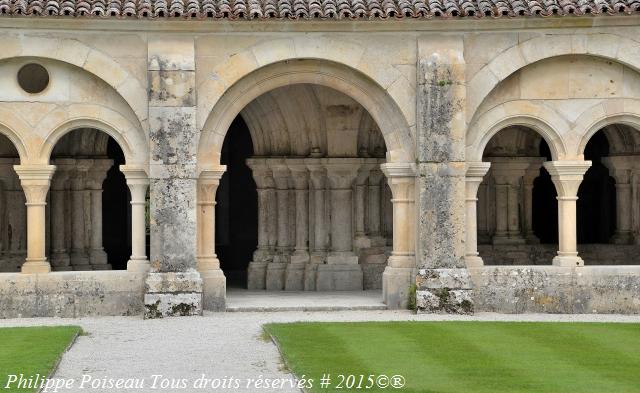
left=465, top=162, right=490, bottom=267
left=121, top=166, right=150, bottom=273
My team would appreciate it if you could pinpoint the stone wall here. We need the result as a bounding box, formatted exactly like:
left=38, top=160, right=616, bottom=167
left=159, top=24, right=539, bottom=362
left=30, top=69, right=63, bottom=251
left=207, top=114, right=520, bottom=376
left=471, top=266, right=640, bottom=314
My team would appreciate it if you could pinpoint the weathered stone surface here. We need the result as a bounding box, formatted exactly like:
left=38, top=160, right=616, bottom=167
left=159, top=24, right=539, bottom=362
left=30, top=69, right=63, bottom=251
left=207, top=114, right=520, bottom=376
left=470, top=266, right=640, bottom=314
left=316, top=264, right=363, bottom=291
left=0, top=271, right=145, bottom=318
left=417, top=288, right=474, bottom=314
left=144, top=271, right=203, bottom=318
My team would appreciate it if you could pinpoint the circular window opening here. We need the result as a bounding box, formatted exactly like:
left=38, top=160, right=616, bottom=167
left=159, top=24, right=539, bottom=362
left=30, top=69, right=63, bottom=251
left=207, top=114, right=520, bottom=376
left=17, top=63, right=49, bottom=94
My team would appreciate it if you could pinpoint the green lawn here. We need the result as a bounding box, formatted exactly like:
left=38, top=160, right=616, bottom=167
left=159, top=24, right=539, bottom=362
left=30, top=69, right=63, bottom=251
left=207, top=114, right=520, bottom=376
left=265, top=321, right=640, bottom=393
left=0, top=326, right=81, bottom=392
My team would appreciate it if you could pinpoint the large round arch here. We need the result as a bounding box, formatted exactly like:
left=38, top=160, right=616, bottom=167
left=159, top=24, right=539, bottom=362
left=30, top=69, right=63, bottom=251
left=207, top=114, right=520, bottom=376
left=467, top=33, right=640, bottom=122
left=197, top=59, right=415, bottom=166
left=574, top=101, right=640, bottom=157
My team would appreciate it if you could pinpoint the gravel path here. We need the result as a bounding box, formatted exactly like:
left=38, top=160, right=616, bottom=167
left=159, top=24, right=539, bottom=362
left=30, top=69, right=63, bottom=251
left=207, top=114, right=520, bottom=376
left=2, top=311, right=639, bottom=393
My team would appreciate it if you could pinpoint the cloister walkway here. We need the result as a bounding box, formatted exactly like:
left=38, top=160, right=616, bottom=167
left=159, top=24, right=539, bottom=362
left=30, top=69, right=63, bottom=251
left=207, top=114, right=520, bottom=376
left=226, top=289, right=387, bottom=312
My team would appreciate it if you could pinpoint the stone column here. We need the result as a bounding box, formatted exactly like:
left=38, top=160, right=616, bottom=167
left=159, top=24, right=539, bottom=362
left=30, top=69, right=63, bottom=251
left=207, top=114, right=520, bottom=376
left=602, top=156, right=634, bottom=244
left=267, top=159, right=291, bottom=290
left=381, top=163, right=416, bottom=308
left=464, top=162, right=491, bottom=267
left=489, top=158, right=531, bottom=245
left=87, top=159, right=113, bottom=270
left=353, top=161, right=374, bottom=251
left=145, top=36, right=202, bottom=317
left=246, top=159, right=275, bottom=290
left=367, top=167, right=386, bottom=246
left=120, top=166, right=150, bottom=273
left=14, top=165, right=56, bottom=274
left=317, top=158, right=363, bottom=291
left=196, top=167, right=227, bottom=310
left=522, top=161, right=544, bottom=244
left=286, top=159, right=309, bottom=290
left=50, top=160, right=72, bottom=271
left=305, top=161, right=327, bottom=290
left=543, top=161, right=592, bottom=267
left=69, top=160, right=92, bottom=270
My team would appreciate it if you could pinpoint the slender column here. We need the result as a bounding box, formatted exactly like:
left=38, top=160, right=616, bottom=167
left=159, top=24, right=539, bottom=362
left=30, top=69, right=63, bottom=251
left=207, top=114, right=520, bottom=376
left=266, top=159, right=290, bottom=290
left=286, top=160, right=309, bottom=290
left=543, top=160, right=592, bottom=267
left=477, top=183, right=490, bottom=243
left=196, top=167, right=226, bottom=310
left=465, top=162, right=491, bottom=267
left=87, top=159, right=112, bottom=269
left=493, top=182, right=509, bottom=241
left=380, top=163, right=416, bottom=308
left=307, top=163, right=327, bottom=260
left=14, top=165, right=56, bottom=274
left=602, top=156, right=634, bottom=244
left=353, top=160, right=376, bottom=251
left=121, top=166, right=150, bottom=272
left=367, top=167, right=385, bottom=245
left=50, top=160, right=72, bottom=271
left=246, top=159, right=275, bottom=289
left=69, top=160, right=92, bottom=270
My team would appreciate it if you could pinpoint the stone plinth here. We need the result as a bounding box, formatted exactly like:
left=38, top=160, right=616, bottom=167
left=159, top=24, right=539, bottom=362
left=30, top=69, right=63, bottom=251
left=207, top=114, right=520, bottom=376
left=144, top=271, right=203, bottom=318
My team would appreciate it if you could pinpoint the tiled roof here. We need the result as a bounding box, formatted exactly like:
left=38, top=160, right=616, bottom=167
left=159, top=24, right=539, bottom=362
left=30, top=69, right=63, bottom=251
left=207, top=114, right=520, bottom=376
left=0, top=0, right=638, bottom=19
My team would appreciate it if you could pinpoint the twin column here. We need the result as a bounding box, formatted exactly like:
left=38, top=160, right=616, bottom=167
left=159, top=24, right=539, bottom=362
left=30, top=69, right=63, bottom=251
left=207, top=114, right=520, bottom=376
left=466, top=160, right=591, bottom=267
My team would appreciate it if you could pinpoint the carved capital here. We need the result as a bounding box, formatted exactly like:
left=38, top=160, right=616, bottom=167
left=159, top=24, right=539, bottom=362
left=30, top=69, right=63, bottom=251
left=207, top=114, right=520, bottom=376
left=543, top=160, right=592, bottom=198
left=14, top=164, right=56, bottom=204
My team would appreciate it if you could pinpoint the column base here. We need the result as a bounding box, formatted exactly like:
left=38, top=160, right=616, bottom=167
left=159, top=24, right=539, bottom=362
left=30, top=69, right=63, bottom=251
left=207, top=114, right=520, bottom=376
left=247, top=261, right=267, bottom=290
left=492, top=236, right=526, bottom=245
left=416, top=268, right=474, bottom=314
left=144, top=271, right=203, bottom=318
left=89, top=249, right=109, bottom=267
left=464, top=255, right=484, bottom=268
left=285, top=263, right=306, bottom=291
left=611, top=232, right=633, bottom=245
left=552, top=255, right=584, bottom=267
left=21, top=259, right=51, bottom=274
left=382, top=266, right=413, bottom=309
left=50, top=252, right=71, bottom=271
left=525, top=233, right=540, bottom=244
left=304, top=263, right=320, bottom=291
left=353, top=235, right=371, bottom=252
left=70, top=250, right=91, bottom=270
left=316, top=263, right=363, bottom=291
left=127, top=258, right=151, bottom=273
left=200, top=269, right=226, bottom=311
left=266, top=262, right=286, bottom=290
left=326, top=252, right=359, bottom=265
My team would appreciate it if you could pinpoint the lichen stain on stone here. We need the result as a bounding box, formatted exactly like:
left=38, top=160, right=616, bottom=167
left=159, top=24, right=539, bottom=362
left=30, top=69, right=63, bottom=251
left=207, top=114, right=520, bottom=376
left=144, top=300, right=163, bottom=319
left=170, top=302, right=197, bottom=316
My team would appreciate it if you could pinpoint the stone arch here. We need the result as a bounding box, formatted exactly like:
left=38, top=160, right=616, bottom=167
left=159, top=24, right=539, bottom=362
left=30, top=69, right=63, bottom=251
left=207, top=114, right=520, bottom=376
left=1, top=36, right=147, bottom=127
left=0, top=108, right=30, bottom=163
left=198, top=59, right=415, bottom=166
left=468, top=33, right=640, bottom=121
left=574, top=100, right=640, bottom=157
left=37, top=106, right=148, bottom=166
left=467, top=102, right=569, bottom=161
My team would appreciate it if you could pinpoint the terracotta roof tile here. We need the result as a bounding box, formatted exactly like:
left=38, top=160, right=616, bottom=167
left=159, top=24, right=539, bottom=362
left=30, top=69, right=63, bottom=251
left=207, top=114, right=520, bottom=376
left=0, top=0, right=637, bottom=18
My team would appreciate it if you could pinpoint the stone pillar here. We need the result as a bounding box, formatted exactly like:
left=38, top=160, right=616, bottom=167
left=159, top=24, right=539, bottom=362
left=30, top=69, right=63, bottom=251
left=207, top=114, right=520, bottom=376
left=246, top=159, right=275, bottom=290
left=464, top=162, right=490, bottom=267
left=317, top=158, right=363, bottom=291
left=267, top=159, right=291, bottom=290
left=367, top=167, right=385, bottom=246
left=523, top=161, right=544, bottom=244
left=602, top=156, right=634, bottom=244
left=69, top=160, right=92, bottom=270
left=196, top=167, right=227, bottom=310
left=145, top=36, right=202, bottom=317
left=353, top=161, right=374, bottom=251
left=543, top=161, right=592, bottom=267
left=14, top=165, right=56, bottom=274
left=489, top=158, right=531, bottom=244
left=120, top=166, right=150, bottom=273
left=284, top=159, right=309, bottom=290
left=50, top=160, right=72, bottom=271
left=381, top=163, right=416, bottom=308
left=305, top=161, right=327, bottom=290
left=87, top=159, right=112, bottom=270
left=415, top=36, right=472, bottom=313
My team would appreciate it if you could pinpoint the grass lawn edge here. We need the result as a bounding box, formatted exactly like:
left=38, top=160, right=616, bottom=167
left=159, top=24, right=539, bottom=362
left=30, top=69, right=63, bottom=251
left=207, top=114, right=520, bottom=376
left=262, top=325, right=302, bottom=390
left=44, top=326, right=82, bottom=386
